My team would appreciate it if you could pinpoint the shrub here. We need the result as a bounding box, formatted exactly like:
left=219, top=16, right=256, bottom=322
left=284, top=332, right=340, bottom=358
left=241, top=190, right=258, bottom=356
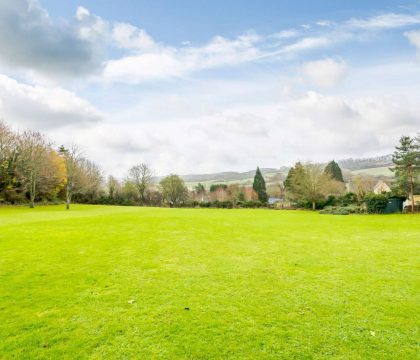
left=212, top=200, right=234, bottom=208
left=244, top=200, right=262, bottom=208
left=364, top=193, right=389, bottom=214
left=339, top=192, right=358, bottom=206
left=319, top=205, right=365, bottom=215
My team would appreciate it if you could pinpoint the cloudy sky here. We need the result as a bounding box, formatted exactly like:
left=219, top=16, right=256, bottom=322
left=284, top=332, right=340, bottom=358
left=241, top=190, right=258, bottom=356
left=0, top=0, right=419, bottom=176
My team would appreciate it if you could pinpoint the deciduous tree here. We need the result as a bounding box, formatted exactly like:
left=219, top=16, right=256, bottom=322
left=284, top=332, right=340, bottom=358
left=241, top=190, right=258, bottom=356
left=289, top=164, right=344, bottom=210
left=17, top=131, right=49, bottom=208
left=160, top=174, right=188, bottom=207
left=128, top=163, right=153, bottom=205
left=58, top=145, right=82, bottom=210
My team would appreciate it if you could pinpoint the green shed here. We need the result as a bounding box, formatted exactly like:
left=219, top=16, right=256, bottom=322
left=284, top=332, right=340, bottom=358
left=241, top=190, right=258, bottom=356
left=382, top=197, right=405, bottom=214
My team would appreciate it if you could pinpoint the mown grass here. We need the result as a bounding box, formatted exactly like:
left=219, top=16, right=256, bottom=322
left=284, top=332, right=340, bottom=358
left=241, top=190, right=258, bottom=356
left=0, top=205, right=418, bottom=359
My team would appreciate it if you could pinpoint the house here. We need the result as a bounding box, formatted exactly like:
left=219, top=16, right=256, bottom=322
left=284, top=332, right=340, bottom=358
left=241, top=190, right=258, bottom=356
left=403, top=194, right=420, bottom=211
left=373, top=180, right=391, bottom=194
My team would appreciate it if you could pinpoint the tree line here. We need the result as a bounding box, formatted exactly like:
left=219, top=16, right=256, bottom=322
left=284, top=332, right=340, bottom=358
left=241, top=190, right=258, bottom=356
left=1, top=121, right=418, bottom=212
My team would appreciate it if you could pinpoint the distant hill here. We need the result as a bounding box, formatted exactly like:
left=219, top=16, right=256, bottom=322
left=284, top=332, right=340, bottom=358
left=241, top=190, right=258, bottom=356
left=181, top=168, right=279, bottom=183
left=337, top=154, right=392, bottom=171
left=177, top=155, right=394, bottom=188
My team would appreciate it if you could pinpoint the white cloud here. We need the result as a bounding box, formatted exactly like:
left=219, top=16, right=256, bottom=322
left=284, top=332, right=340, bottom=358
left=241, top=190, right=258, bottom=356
left=405, top=29, right=420, bottom=55
left=48, top=85, right=420, bottom=177
left=317, top=20, right=332, bottom=27
left=103, top=34, right=262, bottom=83
left=278, top=37, right=331, bottom=54
left=302, top=58, right=348, bottom=88
left=271, top=30, right=300, bottom=39
left=346, top=13, right=420, bottom=30
left=76, top=6, right=90, bottom=21
left=112, top=23, right=158, bottom=52
left=0, top=74, right=101, bottom=130
left=0, top=0, right=99, bottom=77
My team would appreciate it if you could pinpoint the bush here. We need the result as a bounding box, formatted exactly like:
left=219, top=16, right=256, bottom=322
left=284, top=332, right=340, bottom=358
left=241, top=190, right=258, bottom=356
left=319, top=205, right=365, bottom=215
left=212, top=200, right=234, bottom=208
left=363, top=193, right=389, bottom=214
left=244, top=200, right=263, bottom=208
left=339, top=192, right=358, bottom=206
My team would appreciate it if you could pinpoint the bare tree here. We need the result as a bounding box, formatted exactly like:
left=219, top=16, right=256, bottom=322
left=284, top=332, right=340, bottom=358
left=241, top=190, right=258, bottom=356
left=128, top=163, right=153, bottom=204
left=351, top=175, right=375, bottom=202
left=291, top=164, right=345, bottom=210
left=107, top=175, right=119, bottom=199
left=17, top=131, right=49, bottom=208
left=59, top=145, right=82, bottom=210
left=78, top=159, right=103, bottom=202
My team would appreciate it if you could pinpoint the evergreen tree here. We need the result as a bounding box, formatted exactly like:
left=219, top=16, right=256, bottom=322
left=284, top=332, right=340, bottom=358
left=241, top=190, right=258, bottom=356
left=324, top=160, right=344, bottom=182
left=284, top=167, right=295, bottom=192
left=194, top=183, right=205, bottom=194
left=284, top=162, right=304, bottom=195
left=253, top=167, right=268, bottom=203
left=391, top=135, right=420, bottom=212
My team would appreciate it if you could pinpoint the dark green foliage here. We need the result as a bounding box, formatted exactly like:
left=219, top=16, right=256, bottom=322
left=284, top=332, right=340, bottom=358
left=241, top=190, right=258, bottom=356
left=209, top=184, right=228, bottom=192
left=284, top=162, right=305, bottom=197
left=284, top=167, right=294, bottom=192
left=298, top=195, right=336, bottom=210
left=324, top=160, right=344, bottom=182
left=253, top=167, right=268, bottom=203
left=364, top=193, right=389, bottom=214
left=211, top=200, right=234, bottom=208
left=194, top=183, right=205, bottom=194
left=199, top=201, right=211, bottom=208
left=339, top=192, right=358, bottom=206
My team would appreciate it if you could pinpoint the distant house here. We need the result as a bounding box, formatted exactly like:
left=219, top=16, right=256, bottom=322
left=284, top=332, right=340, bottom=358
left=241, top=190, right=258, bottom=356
left=373, top=180, right=391, bottom=194
left=403, top=195, right=420, bottom=211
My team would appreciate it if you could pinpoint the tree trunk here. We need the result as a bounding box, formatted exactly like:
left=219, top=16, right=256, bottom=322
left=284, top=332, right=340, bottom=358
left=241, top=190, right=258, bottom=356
left=410, top=169, right=414, bottom=213
left=66, top=184, right=71, bottom=210
left=30, top=179, right=36, bottom=208
left=30, top=192, right=35, bottom=208
left=312, top=201, right=316, bottom=210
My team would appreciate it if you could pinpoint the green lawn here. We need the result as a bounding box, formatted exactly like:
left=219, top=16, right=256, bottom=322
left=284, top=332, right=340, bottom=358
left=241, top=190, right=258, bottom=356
left=0, top=205, right=419, bottom=359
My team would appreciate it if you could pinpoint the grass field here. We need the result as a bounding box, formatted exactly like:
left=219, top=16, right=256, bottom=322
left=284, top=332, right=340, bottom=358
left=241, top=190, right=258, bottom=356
left=0, top=205, right=419, bottom=359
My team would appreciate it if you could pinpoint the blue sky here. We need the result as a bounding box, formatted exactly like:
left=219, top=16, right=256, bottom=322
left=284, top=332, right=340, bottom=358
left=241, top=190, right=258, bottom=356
left=0, top=0, right=419, bottom=176
left=40, top=0, right=417, bottom=42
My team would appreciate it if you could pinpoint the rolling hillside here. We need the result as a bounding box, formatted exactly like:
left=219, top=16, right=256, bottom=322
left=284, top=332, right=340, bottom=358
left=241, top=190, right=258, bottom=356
left=180, top=155, right=394, bottom=188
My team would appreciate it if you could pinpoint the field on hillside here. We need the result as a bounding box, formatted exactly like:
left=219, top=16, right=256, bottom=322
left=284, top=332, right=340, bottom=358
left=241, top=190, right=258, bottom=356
left=0, top=206, right=419, bottom=359
left=351, top=166, right=394, bottom=177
